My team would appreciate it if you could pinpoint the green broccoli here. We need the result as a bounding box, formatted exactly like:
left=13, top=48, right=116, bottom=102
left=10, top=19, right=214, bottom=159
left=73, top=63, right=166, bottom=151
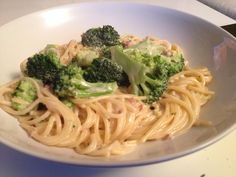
left=53, top=61, right=117, bottom=98
left=81, top=25, right=120, bottom=47
left=101, top=25, right=120, bottom=46
left=11, top=79, right=37, bottom=110
left=160, top=53, right=184, bottom=77
left=83, top=58, right=129, bottom=86
left=26, top=51, right=62, bottom=85
left=111, top=46, right=168, bottom=103
left=124, top=38, right=184, bottom=77
left=42, top=44, right=58, bottom=56
left=74, top=48, right=99, bottom=67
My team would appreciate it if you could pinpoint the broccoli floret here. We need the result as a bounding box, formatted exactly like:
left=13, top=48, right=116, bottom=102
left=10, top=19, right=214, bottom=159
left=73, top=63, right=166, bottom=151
left=111, top=46, right=168, bottom=103
left=11, top=79, right=37, bottom=110
left=84, top=58, right=129, bottom=86
left=53, top=61, right=117, bottom=98
left=101, top=25, right=120, bottom=46
left=81, top=25, right=120, bottom=47
left=81, top=27, right=103, bottom=47
left=75, top=48, right=100, bottom=67
left=125, top=38, right=184, bottom=77
left=42, top=44, right=58, bottom=56
left=160, top=53, right=184, bottom=77
left=26, top=51, right=62, bottom=85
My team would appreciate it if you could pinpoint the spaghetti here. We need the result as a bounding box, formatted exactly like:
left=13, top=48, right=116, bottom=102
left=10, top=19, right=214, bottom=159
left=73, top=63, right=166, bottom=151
left=0, top=35, right=214, bottom=157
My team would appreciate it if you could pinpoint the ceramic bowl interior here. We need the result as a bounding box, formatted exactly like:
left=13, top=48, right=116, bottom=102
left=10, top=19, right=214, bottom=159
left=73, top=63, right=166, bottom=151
left=0, top=2, right=236, bottom=167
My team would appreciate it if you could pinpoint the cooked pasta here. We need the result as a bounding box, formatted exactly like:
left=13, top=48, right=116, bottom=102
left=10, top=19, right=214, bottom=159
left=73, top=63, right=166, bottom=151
left=0, top=30, right=214, bottom=157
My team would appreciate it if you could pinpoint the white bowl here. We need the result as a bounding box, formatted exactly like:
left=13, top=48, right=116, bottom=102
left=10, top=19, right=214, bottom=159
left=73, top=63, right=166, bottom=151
left=0, top=2, right=236, bottom=167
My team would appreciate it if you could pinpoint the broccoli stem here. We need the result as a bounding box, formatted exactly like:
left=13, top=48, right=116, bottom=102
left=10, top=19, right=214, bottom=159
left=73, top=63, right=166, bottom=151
left=111, top=46, right=168, bottom=103
left=53, top=61, right=117, bottom=98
